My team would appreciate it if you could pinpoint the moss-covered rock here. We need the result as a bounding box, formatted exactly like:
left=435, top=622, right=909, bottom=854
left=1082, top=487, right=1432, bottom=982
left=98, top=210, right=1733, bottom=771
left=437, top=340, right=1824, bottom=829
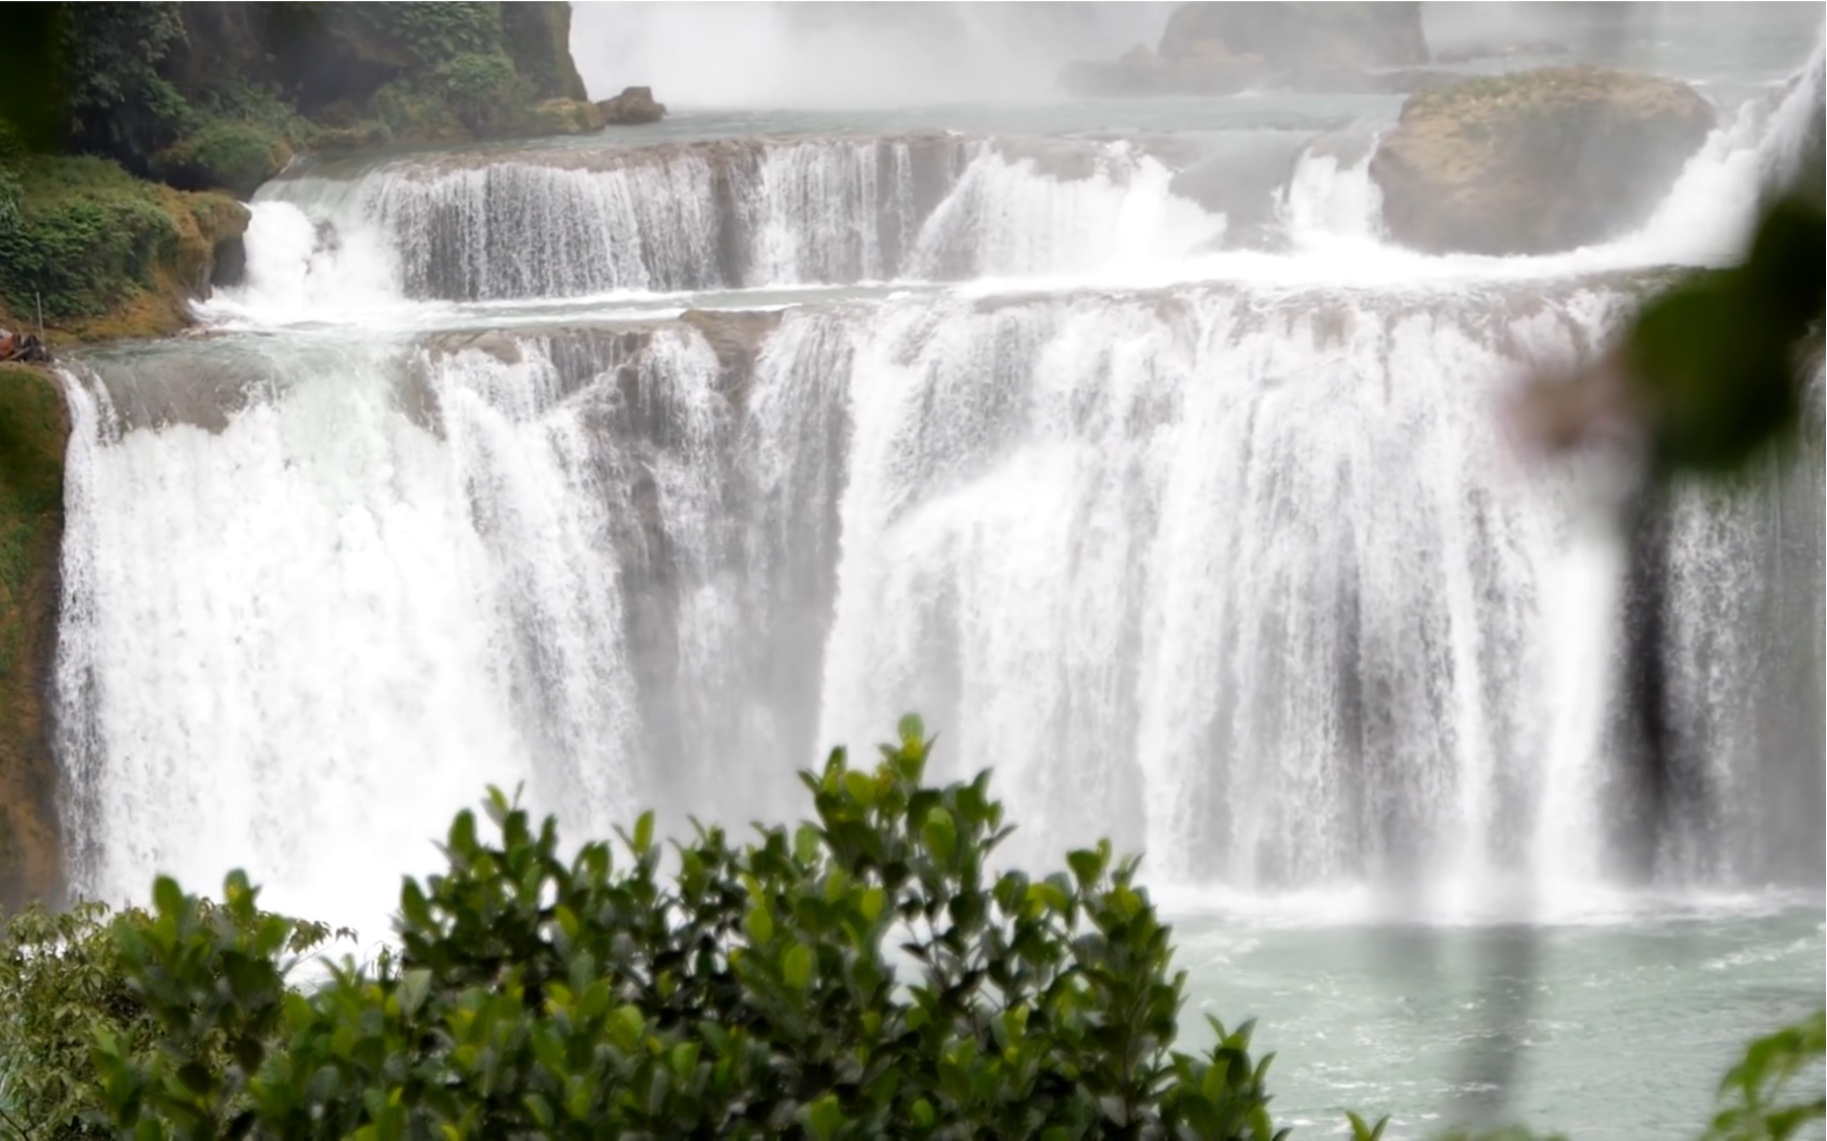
left=1371, top=67, right=1717, bottom=255
left=597, top=86, right=667, bottom=126
left=0, top=363, right=67, bottom=910
left=150, top=120, right=293, bottom=198
left=0, top=155, right=248, bottom=341
left=307, top=120, right=396, bottom=154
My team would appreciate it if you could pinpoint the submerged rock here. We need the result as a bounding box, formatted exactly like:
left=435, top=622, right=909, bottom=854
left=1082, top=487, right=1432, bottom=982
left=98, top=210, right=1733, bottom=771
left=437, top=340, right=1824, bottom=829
left=597, top=86, right=668, bottom=126
left=1370, top=67, right=1716, bottom=255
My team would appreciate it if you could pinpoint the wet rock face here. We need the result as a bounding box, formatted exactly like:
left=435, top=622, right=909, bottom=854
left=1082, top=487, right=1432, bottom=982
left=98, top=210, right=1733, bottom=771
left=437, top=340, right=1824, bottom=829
left=1167, top=134, right=1311, bottom=249
left=597, top=86, right=668, bottom=126
left=1371, top=67, right=1717, bottom=256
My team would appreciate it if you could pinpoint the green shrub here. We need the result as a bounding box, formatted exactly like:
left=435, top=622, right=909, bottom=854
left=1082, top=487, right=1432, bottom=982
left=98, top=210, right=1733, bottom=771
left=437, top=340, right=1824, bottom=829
left=93, top=718, right=1290, bottom=1140
left=375, top=2, right=504, bottom=67
left=516, top=98, right=605, bottom=137
left=0, top=122, right=25, bottom=166
left=1704, top=1009, right=1825, bottom=1140
left=150, top=121, right=292, bottom=198
left=0, top=897, right=341, bottom=1139
left=57, top=3, right=199, bottom=168
left=0, top=165, right=21, bottom=234
left=433, top=51, right=524, bottom=135
left=0, top=158, right=178, bottom=318
left=366, top=79, right=466, bottom=143
left=307, top=121, right=396, bottom=154
left=0, top=901, right=146, bottom=1138
left=6, top=715, right=1813, bottom=1139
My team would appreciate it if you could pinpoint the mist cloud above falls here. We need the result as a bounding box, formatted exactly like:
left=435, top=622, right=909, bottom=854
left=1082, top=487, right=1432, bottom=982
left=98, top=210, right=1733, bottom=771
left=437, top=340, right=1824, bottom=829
left=569, top=2, right=1175, bottom=109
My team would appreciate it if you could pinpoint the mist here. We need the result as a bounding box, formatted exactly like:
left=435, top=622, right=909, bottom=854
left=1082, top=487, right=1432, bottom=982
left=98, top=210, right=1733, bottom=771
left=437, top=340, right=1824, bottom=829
left=1423, top=2, right=1826, bottom=80
left=569, top=1, right=1824, bottom=111
left=568, top=2, right=1175, bottom=109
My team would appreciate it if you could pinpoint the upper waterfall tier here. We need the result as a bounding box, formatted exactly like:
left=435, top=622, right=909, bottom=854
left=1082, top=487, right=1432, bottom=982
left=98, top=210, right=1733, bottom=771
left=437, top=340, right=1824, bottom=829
left=211, top=49, right=1821, bottom=328
left=248, top=134, right=1236, bottom=303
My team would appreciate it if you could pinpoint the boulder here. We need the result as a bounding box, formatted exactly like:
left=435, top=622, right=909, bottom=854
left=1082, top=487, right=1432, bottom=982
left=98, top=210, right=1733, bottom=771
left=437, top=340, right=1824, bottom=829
left=1060, top=41, right=1269, bottom=97
left=1061, top=2, right=1427, bottom=97
left=1159, top=2, right=1428, bottom=70
left=1370, top=67, right=1717, bottom=255
left=597, top=86, right=667, bottom=126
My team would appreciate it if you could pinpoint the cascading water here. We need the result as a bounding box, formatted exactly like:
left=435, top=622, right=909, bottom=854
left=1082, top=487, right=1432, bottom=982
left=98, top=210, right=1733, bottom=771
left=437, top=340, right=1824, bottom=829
left=52, top=40, right=1825, bottom=944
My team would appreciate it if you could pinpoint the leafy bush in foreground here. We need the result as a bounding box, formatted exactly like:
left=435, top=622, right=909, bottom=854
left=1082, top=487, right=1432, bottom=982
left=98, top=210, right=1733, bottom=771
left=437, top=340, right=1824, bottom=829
left=0, top=899, right=340, bottom=1139
left=4, top=717, right=1818, bottom=1139
left=1703, top=1009, right=1825, bottom=1141
left=88, top=717, right=1288, bottom=1140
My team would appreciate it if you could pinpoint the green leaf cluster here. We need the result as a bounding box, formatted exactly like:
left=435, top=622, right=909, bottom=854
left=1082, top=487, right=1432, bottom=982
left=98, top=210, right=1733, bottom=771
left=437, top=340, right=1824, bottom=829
left=432, top=54, right=526, bottom=136
left=10, top=717, right=1817, bottom=1139
left=149, top=122, right=292, bottom=200
left=1703, top=1008, right=1825, bottom=1141
left=0, top=893, right=340, bottom=1139
left=55, top=3, right=195, bottom=166
left=91, top=718, right=1289, bottom=1140
left=1626, top=192, right=1827, bottom=477
left=371, top=4, right=506, bottom=69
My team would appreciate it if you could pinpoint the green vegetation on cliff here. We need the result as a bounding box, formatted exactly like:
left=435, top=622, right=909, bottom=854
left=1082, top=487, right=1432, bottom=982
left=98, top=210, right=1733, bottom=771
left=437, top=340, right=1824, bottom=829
left=0, top=150, right=248, bottom=339
left=0, top=2, right=597, bottom=342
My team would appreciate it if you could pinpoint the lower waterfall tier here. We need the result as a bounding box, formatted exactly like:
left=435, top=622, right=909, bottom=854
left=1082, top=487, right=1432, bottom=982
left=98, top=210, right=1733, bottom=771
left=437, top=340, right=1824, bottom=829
left=53, top=281, right=1825, bottom=931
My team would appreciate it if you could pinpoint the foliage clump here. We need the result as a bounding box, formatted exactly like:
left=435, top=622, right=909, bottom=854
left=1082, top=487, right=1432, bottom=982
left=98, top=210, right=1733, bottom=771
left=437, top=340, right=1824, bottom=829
left=86, top=718, right=1290, bottom=1140
left=0, top=157, right=179, bottom=320
left=55, top=3, right=196, bottom=167
left=2, top=718, right=1818, bottom=1139
left=150, top=122, right=292, bottom=200
left=0, top=895, right=340, bottom=1138
left=1703, top=1009, right=1826, bottom=1141
left=433, top=53, right=525, bottom=136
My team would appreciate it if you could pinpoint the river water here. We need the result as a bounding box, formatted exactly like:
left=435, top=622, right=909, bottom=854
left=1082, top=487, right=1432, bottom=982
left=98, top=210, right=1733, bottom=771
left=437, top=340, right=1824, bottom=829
left=50, top=9, right=1826, bottom=1136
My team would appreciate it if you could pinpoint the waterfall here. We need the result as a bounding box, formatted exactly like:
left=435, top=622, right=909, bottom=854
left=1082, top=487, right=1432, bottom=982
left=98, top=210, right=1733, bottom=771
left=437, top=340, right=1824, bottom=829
left=53, top=51, right=1826, bottom=932
left=55, top=337, right=643, bottom=928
